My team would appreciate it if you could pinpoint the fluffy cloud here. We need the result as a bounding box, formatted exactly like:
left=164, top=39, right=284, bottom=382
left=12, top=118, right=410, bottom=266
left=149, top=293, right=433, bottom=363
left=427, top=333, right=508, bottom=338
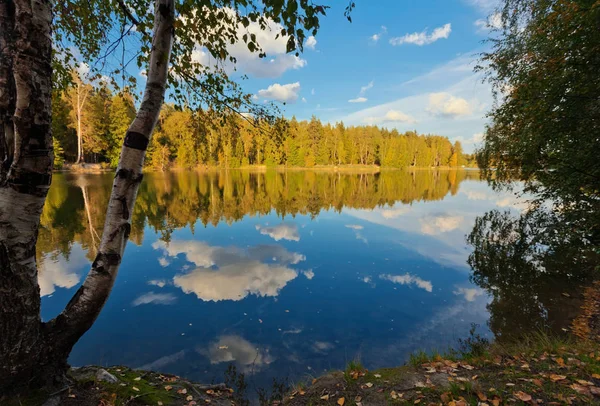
left=475, top=12, right=502, bottom=32
left=453, top=287, right=485, bottom=302
left=427, top=92, right=473, bottom=118
left=349, top=81, right=373, bottom=103
left=302, top=269, right=315, bottom=280
left=454, top=132, right=484, bottom=146
left=132, top=292, right=177, bottom=306
left=420, top=214, right=464, bottom=235
left=381, top=206, right=411, bottom=219
left=349, top=97, right=368, bottom=103
left=202, top=335, right=273, bottom=373
left=379, top=273, right=433, bottom=292
left=154, top=240, right=306, bottom=302
left=38, top=247, right=89, bottom=297
left=370, top=26, right=387, bottom=43
left=390, top=23, right=451, bottom=46
left=256, top=223, right=300, bottom=241
left=304, top=35, right=317, bottom=50
left=148, top=279, right=167, bottom=288
left=189, top=8, right=307, bottom=78
left=364, top=109, right=417, bottom=125
left=257, top=82, right=301, bottom=103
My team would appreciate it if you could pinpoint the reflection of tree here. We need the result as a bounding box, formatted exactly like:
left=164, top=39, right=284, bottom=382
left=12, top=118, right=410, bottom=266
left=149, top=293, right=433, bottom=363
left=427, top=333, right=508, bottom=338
left=467, top=210, right=598, bottom=341
left=38, top=169, right=477, bottom=260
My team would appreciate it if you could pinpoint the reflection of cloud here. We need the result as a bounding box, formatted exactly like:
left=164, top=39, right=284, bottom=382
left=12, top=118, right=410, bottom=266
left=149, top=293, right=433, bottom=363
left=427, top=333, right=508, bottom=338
left=312, top=341, right=334, bottom=353
left=363, top=276, right=372, bottom=284
left=345, top=224, right=364, bottom=230
left=381, top=206, right=411, bottom=219
left=420, top=214, right=464, bottom=235
left=148, top=279, right=167, bottom=288
left=132, top=292, right=177, bottom=306
left=202, top=335, right=273, bottom=374
left=154, top=240, right=306, bottom=302
left=379, top=273, right=433, bottom=292
left=464, top=190, right=488, bottom=200
left=454, top=287, right=484, bottom=302
left=174, top=262, right=298, bottom=302
left=158, top=257, right=170, bottom=267
left=346, top=224, right=368, bottom=244
left=153, top=240, right=304, bottom=267
left=256, top=223, right=300, bottom=241
left=38, top=246, right=89, bottom=296
left=302, top=270, right=315, bottom=280
left=138, top=350, right=186, bottom=371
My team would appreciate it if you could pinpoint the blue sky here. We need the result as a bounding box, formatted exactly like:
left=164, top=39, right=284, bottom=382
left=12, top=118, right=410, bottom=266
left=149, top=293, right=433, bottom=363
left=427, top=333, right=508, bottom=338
left=202, top=0, right=501, bottom=152
left=122, top=0, right=501, bottom=152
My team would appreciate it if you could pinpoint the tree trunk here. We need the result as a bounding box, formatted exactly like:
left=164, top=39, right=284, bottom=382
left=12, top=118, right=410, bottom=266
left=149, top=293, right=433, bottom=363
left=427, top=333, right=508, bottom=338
left=0, top=0, right=174, bottom=394
left=0, top=0, right=55, bottom=392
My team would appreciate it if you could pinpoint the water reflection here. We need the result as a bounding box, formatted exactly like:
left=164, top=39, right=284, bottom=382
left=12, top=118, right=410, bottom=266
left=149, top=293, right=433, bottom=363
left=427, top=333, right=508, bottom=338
left=36, top=169, right=581, bottom=387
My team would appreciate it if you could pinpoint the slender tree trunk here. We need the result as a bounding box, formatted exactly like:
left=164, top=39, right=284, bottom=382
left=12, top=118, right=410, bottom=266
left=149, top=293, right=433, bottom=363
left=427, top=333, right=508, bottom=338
left=44, top=0, right=174, bottom=365
left=0, top=0, right=174, bottom=394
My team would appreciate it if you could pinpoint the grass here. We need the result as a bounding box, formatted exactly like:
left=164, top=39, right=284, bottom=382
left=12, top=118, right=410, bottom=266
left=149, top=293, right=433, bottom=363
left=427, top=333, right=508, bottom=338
left=284, top=332, right=600, bottom=405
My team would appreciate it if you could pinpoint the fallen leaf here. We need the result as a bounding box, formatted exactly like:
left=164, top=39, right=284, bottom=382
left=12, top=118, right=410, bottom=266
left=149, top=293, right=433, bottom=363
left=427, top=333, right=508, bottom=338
left=477, top=392, right=487, bottom=401
left=178, top=388, right=187, bottom=394
left=158, top=402, right=163, bottom=406
left=491, top=398, right=501, bottom=406
left=374, top=373, right=382, bottom=378
left=165, top=385, right=173, bottom=391
left=549, top=374, right=567, bottom=382
left=505, top=383, right=515, bottom=387
left=593, top=374, right=600, bottom=379
left=132, top=387, right=140, bottom=392
left=577, top=380, right=594, bottom=386
left=390, top=390, right=398, bottom=400
left=187, top=395, right=193, bottom=401
left=299, top=389, right=306, bottom=395
left=590, top=387, right=600, bottom=397
left=555, top=357, right=565, bottom=367
left=355, top=396, right=362, bottom=402
left=455, top=400, right=467, bottom=406
left=365, top=382, right=373, bottom=388
left=337, top=397, right=345, bottom=405
left=320, top=394, right=330, bottom=401
left=440, top=392, right=451, bottom=403
left=134, top=377, right=141, bottom=381
left=515, top=391, right=532, bottom=402
left=533, top=379, right=543, bottom=387
left=571, top=384, right=591, bottom=395
left=68, top=394, right=76, bottom=398
left=414, top=400, right=421, bottom=404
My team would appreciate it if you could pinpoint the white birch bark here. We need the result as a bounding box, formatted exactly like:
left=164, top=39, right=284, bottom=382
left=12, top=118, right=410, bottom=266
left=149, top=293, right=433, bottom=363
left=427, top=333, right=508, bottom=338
left=46, top=0, right=175, bottom=348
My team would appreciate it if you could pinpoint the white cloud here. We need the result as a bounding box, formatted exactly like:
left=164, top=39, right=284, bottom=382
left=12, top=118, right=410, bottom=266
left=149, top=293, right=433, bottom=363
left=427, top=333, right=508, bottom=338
left=364, top=109, right=417, bottom=125
left=312, top=341, right=334, bottom=353
left=38, top=246, right=89, bottom=297
left=301, top=97, right=307, bottom=103
left=349, top=97, right=368, bottom=103
left=202, top=335, right=273, bottom=374
left=453, top=287, right=484, bottom=302
left=154, top=240, right=305, bottom=302
left=304, top=35, right=317, bottom=50
left=302, top=269, right=315, bottom=280
left=465, top=0, right=499, bottom=12
left=454, top=132, right=484, bottom=146
left=370, top=26, right=387, bottom=43
left=256, top=223, right=300, bottom=241
left=76, top=62, right=90, bottom=78
left=475, top=12, right=502, bottom=32
left=390, top=23, right=451, bottom=46
left=345, top=224, right=364, bottom=230
left=257, top=82, right=301, bottom=103
left=148, top=279, right=167, bottom=288
left=158, top=257, right=171, bottom=267
left=360, top=81, right=374, bottom=96
left=311, top=88, right=315, bottom=96
left=381, top=206, right=411, bottom=219
left=189, top=8, right=307, bottom=78
left=427, top=92, right=473, bottom=118
left=420, top=214, right=464, bottom=235
left=379, top=273, right=433, bottom=293
left=132, top=292, right=177, bottom=306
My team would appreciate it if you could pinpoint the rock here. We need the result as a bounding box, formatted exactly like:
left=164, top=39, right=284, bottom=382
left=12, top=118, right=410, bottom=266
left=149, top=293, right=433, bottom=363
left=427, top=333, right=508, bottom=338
left=42, top=396, right=62, bottom=406
left=96, top=368, right=119, bottom=383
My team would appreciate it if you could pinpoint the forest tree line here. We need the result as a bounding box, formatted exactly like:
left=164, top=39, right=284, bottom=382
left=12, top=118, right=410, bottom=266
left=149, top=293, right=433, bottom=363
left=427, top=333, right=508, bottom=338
left=53, top=77, right=476, bottom=170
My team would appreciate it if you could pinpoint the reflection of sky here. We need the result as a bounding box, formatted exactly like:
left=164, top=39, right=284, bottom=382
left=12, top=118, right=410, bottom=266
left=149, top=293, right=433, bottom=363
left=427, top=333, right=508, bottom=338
left=344, top=180, right=526, bottom=270
left=38, top=176, right=519, bottom=389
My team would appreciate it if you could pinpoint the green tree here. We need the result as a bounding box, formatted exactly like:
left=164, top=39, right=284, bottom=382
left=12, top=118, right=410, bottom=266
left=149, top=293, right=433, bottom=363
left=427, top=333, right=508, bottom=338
left=108, top=93, right=136, bottom=167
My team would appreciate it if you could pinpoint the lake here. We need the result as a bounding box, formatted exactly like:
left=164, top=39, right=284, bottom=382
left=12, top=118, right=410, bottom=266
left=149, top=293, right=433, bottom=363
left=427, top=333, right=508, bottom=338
left=37, top=169, right=548, bottom=388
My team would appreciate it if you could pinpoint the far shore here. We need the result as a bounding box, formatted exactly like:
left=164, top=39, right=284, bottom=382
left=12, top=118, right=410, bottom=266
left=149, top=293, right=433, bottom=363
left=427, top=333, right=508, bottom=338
left=56, top=163, right=479, bottom=174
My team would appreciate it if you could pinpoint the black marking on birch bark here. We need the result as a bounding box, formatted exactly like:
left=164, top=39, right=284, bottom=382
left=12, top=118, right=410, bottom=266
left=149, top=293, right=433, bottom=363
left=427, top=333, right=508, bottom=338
left=115, top=195, right=129, bottom=219
left=123, top=131, right=149, bottom=151
left=8, top=169, right=51, bottom=195
left=115, top=169, right=143, bottom=190
left=91, top=252, right=122, bottom=274
left=158, top=2, right=170, bottom=18
left=108, top=222, right=131, bottom=242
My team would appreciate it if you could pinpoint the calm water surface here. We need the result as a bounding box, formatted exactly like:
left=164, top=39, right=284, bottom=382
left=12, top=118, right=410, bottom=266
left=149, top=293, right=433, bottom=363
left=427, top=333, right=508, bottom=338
left=38, top=170, right=523, bottom=386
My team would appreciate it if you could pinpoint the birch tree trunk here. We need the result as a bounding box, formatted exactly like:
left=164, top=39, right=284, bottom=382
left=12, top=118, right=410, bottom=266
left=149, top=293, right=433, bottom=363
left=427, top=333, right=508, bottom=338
left=0, top=0, right=174, bottom=393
